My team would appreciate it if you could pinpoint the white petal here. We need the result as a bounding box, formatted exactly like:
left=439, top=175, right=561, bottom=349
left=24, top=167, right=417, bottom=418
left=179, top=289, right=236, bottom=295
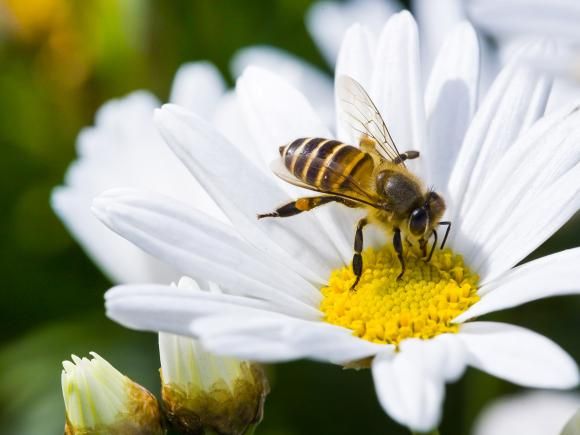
left=335, top=23, right=376, bottom=142
left=456, top=101, right=580, bottom=275
left=211, top=90, right=260, bottom=163
left=236, top=66, right=330, bottom=166
left=372, top=339, right=449, bottom=432
left=105, top=284, right=387, bottom=364
left=467, top=0, right=580, bottom=42
left=475, top=162, right=580, bottom=281
left=459, top=322, right=579, bottom=389
left=371, top=11, right=426, bottom=174
left=93, top=188, right=321, bottom=314
left=547, top=78, right=580, bottom=114
left=193, top=316, right=389, bottom=365
left=230, top=46, right=335, bottom=128
left=473, top=391, right=580, bottom=435
left=236, top=67, right=354, bottom=263
left=412, top=0, right=466, bottom=75
left=105, top=284, right=313, bottom=333
left=51, top=187, right=175, bottom=284
left=154, top=103, right=341, bottom=282
left=106, top=283, right=277, bottom=324
left=447, top=41, right=553, bottom=226
left=306, top=0, right=399, bottom=67
left=455, top=248, right=580, bottom=323
left=52, top=91, right=221, bottom=284
left=169, top=62, right=226, bottom=117
left=432, top=334, right=469, bottom=382
left=521, top=46, right=580, bottom=82
left=423, top=21, right=479, bottom=195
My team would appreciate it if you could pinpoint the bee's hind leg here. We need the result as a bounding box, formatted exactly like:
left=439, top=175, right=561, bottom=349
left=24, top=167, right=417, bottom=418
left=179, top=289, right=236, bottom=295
left=393, top=228, right=406, bottom=280
left=350, top=218, right=368, bottom=291
left=257, top=195, right=356, bottom=219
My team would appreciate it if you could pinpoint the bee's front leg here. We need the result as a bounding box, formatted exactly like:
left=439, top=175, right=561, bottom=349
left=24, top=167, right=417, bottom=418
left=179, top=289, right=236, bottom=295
left=419, top=237, right=428, bottom=258
left=426, top=229, right=438, bottom=262
left=393, top=228, right=405, bottom=280
left=350, top=217, right=368, bottom=291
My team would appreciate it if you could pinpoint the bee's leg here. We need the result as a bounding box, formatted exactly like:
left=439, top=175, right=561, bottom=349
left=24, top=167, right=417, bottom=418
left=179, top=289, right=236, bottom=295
left=391, top=151, right=420, bottom=165
left=405, top=236, right=413, bottom=247
left=350, top=217, right=368, bottom=291
left=438, top=221, right=452, bottom=248
left=426, top=229, right=438, bottom=262
left=393, top=228, right=405, bottom=280
left=257, top=196, right=356, bottom=219
left=419, top=237, right=428, bottom=257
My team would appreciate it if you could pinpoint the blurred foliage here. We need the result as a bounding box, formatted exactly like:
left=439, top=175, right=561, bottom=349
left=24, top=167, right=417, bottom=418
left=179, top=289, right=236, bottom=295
left=0, top=0, right=577, bottom=434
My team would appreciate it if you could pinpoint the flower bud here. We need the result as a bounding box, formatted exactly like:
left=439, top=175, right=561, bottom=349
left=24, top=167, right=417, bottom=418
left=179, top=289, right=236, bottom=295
left=62, top=352, right=163, bottom=435
left=159, top=333, right=268, bottom=435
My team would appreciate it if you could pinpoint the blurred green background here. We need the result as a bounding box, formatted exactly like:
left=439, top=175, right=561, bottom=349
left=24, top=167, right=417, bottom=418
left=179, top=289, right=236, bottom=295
left=0, top=0, right=577, bottom=434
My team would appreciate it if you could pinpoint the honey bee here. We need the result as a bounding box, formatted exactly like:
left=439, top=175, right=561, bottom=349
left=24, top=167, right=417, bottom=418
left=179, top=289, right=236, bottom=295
left=258, top=76, right=451, bottom=290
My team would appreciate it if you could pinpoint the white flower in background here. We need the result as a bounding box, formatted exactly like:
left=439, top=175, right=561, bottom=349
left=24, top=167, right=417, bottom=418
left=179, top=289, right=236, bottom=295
left=307, top=0, right=580, bottom=66
left=52, top=50, right=335, bottom=284
left=306, top=0, right=400, bottom=66
left=472, top=391, right=580, bottom=435
left=307, top=0, right=580, bottom=108
left=95, top=12, right=580, bottom=432
left=51, top=62, right=227, bottom=284
left=61, top=352, right=162, bottom=434
left=159, top=278, right=268, bottom=435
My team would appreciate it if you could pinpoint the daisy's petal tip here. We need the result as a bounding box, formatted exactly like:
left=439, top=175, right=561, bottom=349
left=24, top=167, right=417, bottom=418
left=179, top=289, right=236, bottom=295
left=153, top=106, right=164, bottom=119
left=157, top=103, right=187, bottom=117
left=91, top=188, right=137, bottom=226
left=91, top=195, right=112, bottom=226
left=390, top=9, right=417, bottom=29
left=345, top=21, right=363, bottom=33
left=460, top=322, right=580, bottom=389
left=50, top=186, right=66, bottom=212
left=237, top=64, right=279, bottom=86
left=556, top=359, right=580, bottom=390
left=371, top=343, right=445, bottom=432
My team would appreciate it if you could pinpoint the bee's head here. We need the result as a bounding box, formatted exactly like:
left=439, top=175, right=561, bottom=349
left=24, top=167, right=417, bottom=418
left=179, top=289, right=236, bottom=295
left=408, top=191, right=446, bottom=238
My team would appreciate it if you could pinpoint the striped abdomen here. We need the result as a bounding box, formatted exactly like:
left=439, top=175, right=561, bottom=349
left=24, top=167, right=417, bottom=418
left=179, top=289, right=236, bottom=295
left=279, top=137, right=374, bottom=190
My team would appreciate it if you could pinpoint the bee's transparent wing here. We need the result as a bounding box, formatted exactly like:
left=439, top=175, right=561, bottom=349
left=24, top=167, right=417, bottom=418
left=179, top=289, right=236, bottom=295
left=336, top=75, right=405, bottom=165
left=270, top=159, right=379, bottom=208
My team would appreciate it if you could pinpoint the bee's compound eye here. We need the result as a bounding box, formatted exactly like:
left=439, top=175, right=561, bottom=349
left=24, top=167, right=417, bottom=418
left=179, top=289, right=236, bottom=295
left=409, top=208, right=429, bottom=237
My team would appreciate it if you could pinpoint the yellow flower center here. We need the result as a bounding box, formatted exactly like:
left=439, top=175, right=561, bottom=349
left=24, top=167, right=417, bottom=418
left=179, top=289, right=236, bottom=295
left=320, top=246, right=479, bottom=346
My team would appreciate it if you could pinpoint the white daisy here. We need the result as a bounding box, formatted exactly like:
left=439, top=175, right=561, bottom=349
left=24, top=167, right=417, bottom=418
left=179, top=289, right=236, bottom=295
left=51, top=62, right=227, bottom=284
left=52, top=54, right=333, bottom=284
left=307, top=0, right=580, bottom=109
left=95, top=12, right=579, bottom=432
left=472, top=391, right=580, bottom=435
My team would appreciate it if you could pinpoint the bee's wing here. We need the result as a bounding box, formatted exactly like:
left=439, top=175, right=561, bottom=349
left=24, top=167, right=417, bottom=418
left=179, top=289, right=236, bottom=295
left=270, top=158, right=380, bottom=208
left=336, top=75, right=406, bottom=166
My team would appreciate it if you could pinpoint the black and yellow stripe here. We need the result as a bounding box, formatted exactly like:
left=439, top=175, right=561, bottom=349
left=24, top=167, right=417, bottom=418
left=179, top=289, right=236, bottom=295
left=279, top=137, right=374, bottom=190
